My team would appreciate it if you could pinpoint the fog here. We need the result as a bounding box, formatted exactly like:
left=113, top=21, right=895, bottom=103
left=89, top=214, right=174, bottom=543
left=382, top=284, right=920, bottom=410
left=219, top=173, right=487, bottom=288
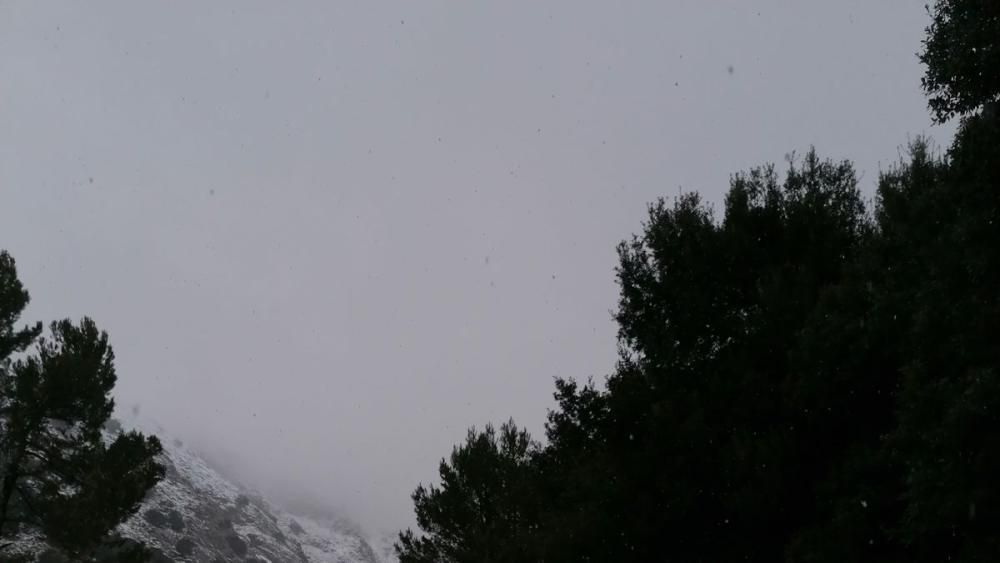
left=0, top=1, right=952, bottom=534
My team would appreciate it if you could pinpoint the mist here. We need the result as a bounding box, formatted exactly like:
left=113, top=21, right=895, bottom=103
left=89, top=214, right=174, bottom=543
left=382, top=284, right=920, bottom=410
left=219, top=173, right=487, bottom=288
left=0, top=1, right=952, bottom=535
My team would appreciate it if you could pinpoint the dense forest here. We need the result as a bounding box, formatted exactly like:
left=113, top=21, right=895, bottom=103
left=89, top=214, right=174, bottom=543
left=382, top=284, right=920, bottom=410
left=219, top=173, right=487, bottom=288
left=396, top=1, right=1000, bottom=561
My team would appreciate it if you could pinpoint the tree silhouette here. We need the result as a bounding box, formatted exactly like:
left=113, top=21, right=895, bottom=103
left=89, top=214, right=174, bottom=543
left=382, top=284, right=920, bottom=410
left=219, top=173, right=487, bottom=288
left=0, top=251, right=164, bottom=560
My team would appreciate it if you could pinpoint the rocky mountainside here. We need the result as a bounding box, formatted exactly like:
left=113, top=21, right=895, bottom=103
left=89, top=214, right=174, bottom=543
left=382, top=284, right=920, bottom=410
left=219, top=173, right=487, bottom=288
left=6, top=423, right=398, bottom=563
left=115, top=434, right=397, bottom=563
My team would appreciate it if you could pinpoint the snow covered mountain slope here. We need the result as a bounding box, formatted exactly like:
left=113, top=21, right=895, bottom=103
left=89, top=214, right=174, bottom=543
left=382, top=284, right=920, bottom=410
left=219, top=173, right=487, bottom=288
left=0, top=418, right=398, bottom=563
left=120, top=442, right=391, bottom=563
left=114, top=435, right=397, bottom=563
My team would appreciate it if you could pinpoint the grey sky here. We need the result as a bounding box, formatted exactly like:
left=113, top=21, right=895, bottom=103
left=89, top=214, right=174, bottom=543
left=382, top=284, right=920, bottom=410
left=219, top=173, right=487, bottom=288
left=1, top=1, right=953, bottom=534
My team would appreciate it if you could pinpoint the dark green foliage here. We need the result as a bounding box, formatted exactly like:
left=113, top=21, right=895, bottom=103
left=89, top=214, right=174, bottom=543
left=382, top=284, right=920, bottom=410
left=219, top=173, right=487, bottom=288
left=39, top=429, right=165, bottom=550
left=540, top=151, right=871, bottom=562
left=921, top=0, right=1000, bottom=121
left=0, top=251, right=164, bottom=560
left=399, top=4, right=1000, bottom=557
left=881, top=116, right=1000, bottom=561
left=0, top=252, right=41, bottom=361
left=395, top=421, right=539, bottom=563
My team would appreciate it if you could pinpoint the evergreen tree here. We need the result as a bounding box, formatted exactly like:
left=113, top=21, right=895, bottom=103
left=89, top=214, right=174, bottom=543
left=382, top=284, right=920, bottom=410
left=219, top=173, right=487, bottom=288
left=0, top=251, right=164, bottom=560
left=396, top=421, right=539, bottom=563
left=399, top=0, right=1000, bottom=559
left=537, top=152, right=871, bottom=562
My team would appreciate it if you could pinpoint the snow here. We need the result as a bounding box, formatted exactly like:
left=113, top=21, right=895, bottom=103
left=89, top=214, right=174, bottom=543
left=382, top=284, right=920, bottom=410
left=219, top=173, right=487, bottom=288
left=6, top=416, right=396, bottom=562
left=118, top=417, right=396, bottom=563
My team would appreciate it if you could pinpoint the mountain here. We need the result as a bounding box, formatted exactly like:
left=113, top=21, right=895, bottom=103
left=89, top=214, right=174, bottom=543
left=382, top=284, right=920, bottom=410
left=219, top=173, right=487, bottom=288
left=122, top=433, right=396, bottom=563
left=7, top=422, right=399, bottom=563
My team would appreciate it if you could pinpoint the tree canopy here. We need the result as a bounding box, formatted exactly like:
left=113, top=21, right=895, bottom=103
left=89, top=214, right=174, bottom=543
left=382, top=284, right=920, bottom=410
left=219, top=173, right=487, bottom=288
left=921, top=0, right=1000, bottom=121
left=0, top=251, right=164, bottom=561
left=397, top=421, right=539, bottom=563
left=398, top=0, right=1000, bottom=560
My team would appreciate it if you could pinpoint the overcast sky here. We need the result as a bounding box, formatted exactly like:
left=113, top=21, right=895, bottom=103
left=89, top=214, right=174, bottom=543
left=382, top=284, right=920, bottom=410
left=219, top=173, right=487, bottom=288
left=1, top=1, right=954, bottom=534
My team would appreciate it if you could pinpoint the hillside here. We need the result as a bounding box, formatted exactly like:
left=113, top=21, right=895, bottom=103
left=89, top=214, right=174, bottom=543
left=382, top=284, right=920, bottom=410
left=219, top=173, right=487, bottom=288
left=7, top=423, right=397, bottom=563
left=127, top=435, right=394, bottom=563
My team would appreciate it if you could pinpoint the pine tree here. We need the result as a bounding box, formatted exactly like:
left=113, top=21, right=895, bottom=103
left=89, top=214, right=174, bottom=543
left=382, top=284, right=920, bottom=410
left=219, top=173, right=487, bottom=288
left=0, top=251, right=165, bottom=560
left=399, top=1, right=1000, bottom=559
left=563, top=151, right=868, bottom=562
left=396, top=421, right=539, bottom=563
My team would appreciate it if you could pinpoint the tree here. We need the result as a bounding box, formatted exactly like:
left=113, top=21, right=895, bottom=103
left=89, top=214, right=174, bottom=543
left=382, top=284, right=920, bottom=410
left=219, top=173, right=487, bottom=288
left=543, top=151, right=871, bottom=562
left=0, top=250, right=165, bottom=560
left=921, top=0, right=1000, bottom=122
left=879, top=120, right=1000, bottom=562
left=0, top=253, right=41, bottom=362
left=400, top=1, right=1000, bottom=559
left=396, top=420, right=539, bottom=563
